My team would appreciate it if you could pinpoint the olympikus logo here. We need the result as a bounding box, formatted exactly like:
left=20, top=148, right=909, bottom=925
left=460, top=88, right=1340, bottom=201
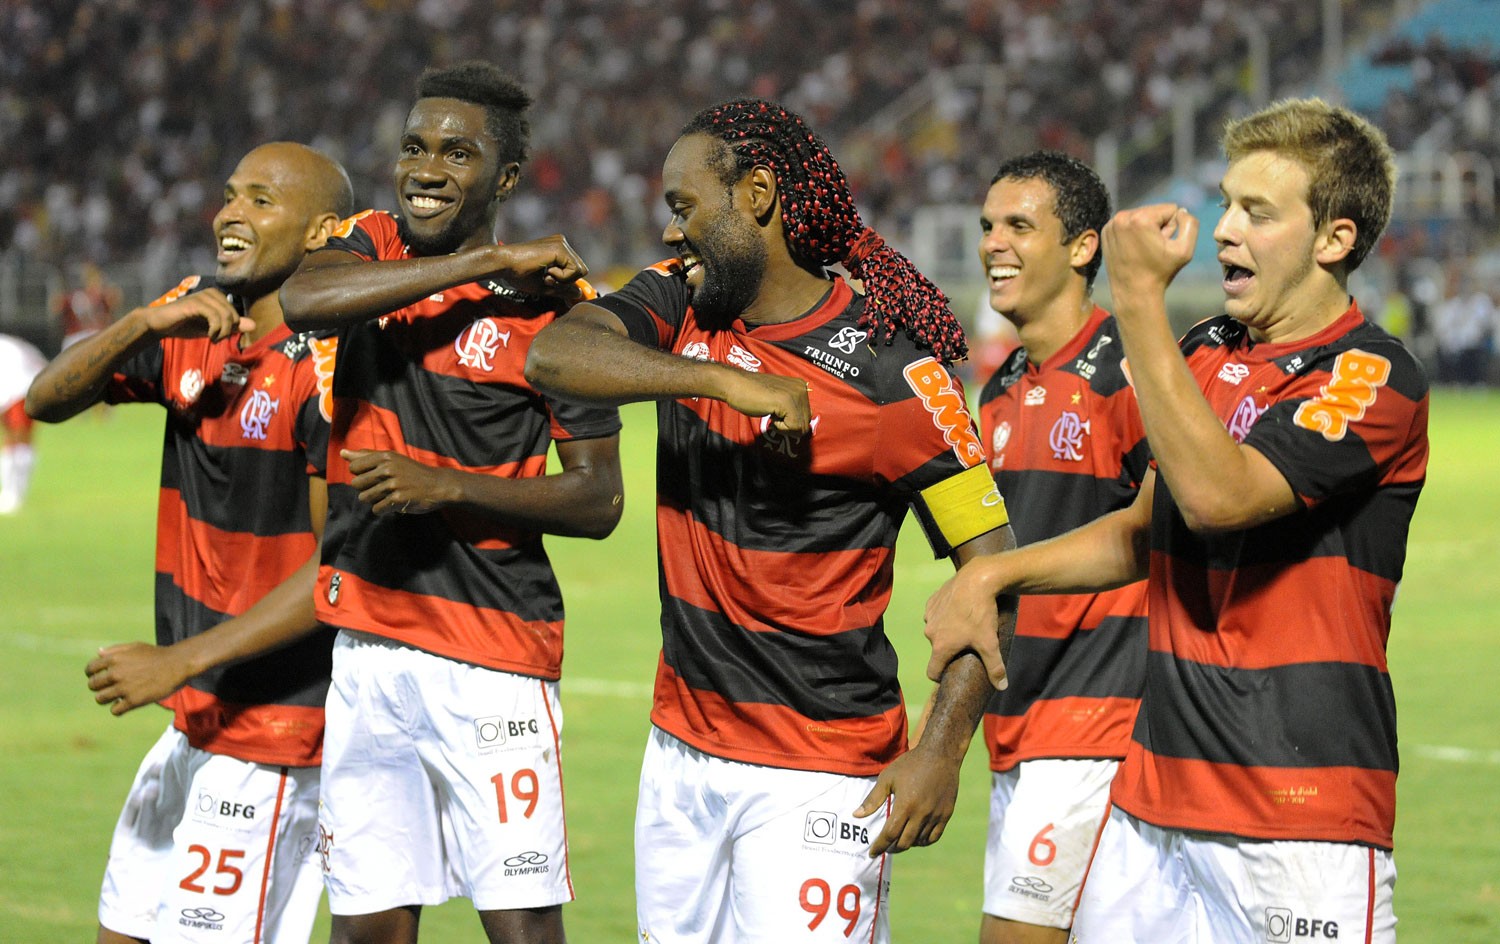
left=239, top=389, right=279, bottom=440
left=726, top=345, right=761, bottom=372
left=455, top=319, right=510, bottom=371
left=1218, top=362, right=1251, bottom=385
left=903, top=358, right=984, bottom=466
left=1293, top=349, right=1391, bottom=442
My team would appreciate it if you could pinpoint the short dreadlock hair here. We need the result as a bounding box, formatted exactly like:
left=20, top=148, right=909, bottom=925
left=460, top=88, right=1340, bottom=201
left=991, top=151, right=1111, bottom=290
left=681, top=99, right=967, bottom=363
left=416, top=61, right=532, bottom=165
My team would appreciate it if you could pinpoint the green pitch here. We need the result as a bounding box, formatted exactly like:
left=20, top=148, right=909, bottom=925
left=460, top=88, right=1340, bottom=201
left=1, top=392, right=1496, bottom=941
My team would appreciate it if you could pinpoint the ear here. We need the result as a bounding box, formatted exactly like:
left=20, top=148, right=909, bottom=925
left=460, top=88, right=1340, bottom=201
left=303, top=212, right=343, bottom=252
left=494, top=162, right=521, bottom=204
left=1069, top=229, right=1101, bottom=273
left=745, top=164, right=778, bottom=223
left=1314, top=217, right=1357, bottom=267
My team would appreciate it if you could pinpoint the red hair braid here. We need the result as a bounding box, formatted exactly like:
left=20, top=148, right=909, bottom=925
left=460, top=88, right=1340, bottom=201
left=681, top=100, right=967, bottom=363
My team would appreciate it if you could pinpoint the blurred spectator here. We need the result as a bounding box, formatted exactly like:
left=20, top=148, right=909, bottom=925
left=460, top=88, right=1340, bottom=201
left=0, top=333, right=47, bottom=515
left=1434, top=266, right=1497, bottom=385
left=52, top=262, right=121, bottom=349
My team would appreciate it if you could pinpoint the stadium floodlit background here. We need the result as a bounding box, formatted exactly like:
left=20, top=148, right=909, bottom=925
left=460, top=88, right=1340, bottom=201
left=2, top=1, right=1498, bottom=941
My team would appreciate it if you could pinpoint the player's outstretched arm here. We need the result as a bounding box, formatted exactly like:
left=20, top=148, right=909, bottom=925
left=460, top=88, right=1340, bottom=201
left=526, top=304, right=811, bottom=433
left=26, top=290, right=251, bottom=422
left=84, top=476, right=330, bottom=714
left=854, top=524, right=1018, bottom=857
left=338, top=432, right=624, bottom=539
left=923, top=473, right=1155, bottom=683
left=280, top=235, right=589, bottom=331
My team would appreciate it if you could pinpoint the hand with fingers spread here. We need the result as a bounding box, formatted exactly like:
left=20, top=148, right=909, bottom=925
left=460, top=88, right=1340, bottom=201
left=143, top=288, right=255, bottom=342
left=852, top=740, right=961, bottom=857
left=718, top=370, right=813, bottom=435
left=342, top=449, right=457, bottom=516
left=86, top=642, right=193, bottom=716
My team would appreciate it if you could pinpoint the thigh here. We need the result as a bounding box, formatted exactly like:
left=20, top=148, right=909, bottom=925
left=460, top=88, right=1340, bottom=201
left=98, top=725, right=191, bottom=939
left=1071, top=810, right=1195, bottom=944
left=634, top=728, right=735, bottom=944
left=1189, top=836, right=1397, bottom=944
left=414, top=657, right=573, bottom=913
left=152, top=752, right=318, bottom=944
left=983, top=759, right=1116, bottom=929
left=729, top=767, right=892, bottom=944
left=319, top=631, right=451, bottom=916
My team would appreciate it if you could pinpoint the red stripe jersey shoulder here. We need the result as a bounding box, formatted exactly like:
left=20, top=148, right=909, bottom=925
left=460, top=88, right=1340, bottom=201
left=978, top=307, right=1149, bottom=768
left=620, top=278, right=996, bottom=774
left=1113, top=301, right=1428, bottom=847
left=315, top=215, right=620, bottom=675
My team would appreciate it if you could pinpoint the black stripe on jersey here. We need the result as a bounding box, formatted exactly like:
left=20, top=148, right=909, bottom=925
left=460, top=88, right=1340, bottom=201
left=1154, top=476, right=1422, bottom=583
left=335, top=326, right=553, bottom=469
left=155, top=574, right=331, bottom=708
left=656, top=400, right=901, bottom=554
left=323, top=483, right=564, bottom=620
left=159, top=428, right=314, bottom=537
left=661, top=594, right=902, bottom=721
left=1133, top=651, right=1397, bottom=771
left=986, top=615, right=1148, bottom=716
left=997, top=468, right=1142, bottom=545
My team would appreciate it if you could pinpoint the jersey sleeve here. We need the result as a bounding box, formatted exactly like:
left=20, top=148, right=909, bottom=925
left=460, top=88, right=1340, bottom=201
left=590, top=260, right=690, bottom=351
left=876, top=356, right=1009, bottom=557
left=1245, top=340, right=1430, bottom=508
left=292, top=333, right=337, bottom=478
left=103, top=275, right=211, bottom=405
left=320, top=209, right=386, bottom=262
left=543, top=394, right=622, bottom=443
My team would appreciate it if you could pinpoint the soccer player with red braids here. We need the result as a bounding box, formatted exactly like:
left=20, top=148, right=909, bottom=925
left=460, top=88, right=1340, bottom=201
left=925, top=98, right=1428, bottom=943
left=527, top=99, right=1017, bottom=943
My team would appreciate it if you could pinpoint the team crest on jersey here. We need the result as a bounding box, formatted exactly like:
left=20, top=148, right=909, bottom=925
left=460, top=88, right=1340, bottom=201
left=1218, top=362, right=1251, bottom=385
left=990, top=421, right=1012, bottom=471
left=681, top=341, right=711, bottom=361
left=179, top=368, right=205, bottom=404
left=726, top=344, right=762, bottom=372
left=760, top=414, right=819, bottom=458
left=239, top=389, right=280, bottom=440
left=1023, top=385, right=1047, bottom=406
left=1049, top=410, right=1091, bottom=461
left=455, top=319, right=511, bottom=371
left=326, top=572, right=342, bottom=606
left=1226, top=395, right=1267, bottom=443
left=827, top=326, right=868, bottom=355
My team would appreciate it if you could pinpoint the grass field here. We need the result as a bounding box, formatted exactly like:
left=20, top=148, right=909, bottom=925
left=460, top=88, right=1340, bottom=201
left=2, top=390, right=1497, bottom=942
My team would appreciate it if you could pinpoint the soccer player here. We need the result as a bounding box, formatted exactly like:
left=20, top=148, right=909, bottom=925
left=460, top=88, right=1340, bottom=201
left=525, top=99, right=1017, bottom=944
left=967, top=152, right=1148, bottom=944
left=25, top=141, right=354, bottom=944
left=278, top=62, right=622, bottom=944
left=924, top=98, right=1428, bottom=943
left=0, top=332, right=47, bottom=514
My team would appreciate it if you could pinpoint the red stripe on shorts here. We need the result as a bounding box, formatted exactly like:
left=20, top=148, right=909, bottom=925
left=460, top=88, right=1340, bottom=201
left=1364, top=846, right=1376, bottom=944
left=539, top=681, right=573, bottom=900
left=254, top=768, right=290, bottom=943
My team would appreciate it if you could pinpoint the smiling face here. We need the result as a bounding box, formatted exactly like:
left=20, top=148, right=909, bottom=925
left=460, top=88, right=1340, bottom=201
left=212, top=144, right=325, bottom=299
left=660, top=133, right=767, bottom=325
left=396, top=97, right=517, bottom=256
left=977, top=176, right=1087, bottom=328
left=1213, top=150, right=1324, bottom=334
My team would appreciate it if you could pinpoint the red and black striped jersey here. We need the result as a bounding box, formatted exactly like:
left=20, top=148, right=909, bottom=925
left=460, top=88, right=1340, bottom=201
left=313, top=211, right=621, bottom=678
left=106, top=275, right=336, bottom=767
left=594, top=261, right=1002, bottom=776
left=977, top=307, right=1150, bottom=771
left=1111, top=302, right=1429, bottom=849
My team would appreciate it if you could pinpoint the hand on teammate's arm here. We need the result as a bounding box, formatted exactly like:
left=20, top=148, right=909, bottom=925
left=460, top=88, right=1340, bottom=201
left=26, top=290, right=251, bottom=422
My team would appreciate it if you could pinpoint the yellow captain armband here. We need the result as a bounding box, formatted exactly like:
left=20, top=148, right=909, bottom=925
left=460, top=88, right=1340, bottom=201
left=913, top=463, right=1009, bottom=558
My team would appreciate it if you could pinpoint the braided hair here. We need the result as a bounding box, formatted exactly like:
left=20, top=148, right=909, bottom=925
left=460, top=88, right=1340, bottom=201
left=681, top=99, right=967, bottom=363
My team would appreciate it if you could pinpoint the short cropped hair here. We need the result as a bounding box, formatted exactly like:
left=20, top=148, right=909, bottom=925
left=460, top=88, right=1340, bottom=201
left=991, top=151, right=1112, bottom=289
left=416, top=61, right=532, bottom=164
left=1222, top=98, right=1396, bottom=272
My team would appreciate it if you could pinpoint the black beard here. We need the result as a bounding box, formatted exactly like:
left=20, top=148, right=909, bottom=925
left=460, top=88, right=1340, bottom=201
left=686, top=212, right=767, bottom=326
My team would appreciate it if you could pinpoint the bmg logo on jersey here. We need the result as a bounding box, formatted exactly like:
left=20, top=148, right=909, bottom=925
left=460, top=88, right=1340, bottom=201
left=803, top=810, right=869, bottom=848
left=474, top=715, right=540, bottom=753
left=1265, top=906, right=1339, bottom=941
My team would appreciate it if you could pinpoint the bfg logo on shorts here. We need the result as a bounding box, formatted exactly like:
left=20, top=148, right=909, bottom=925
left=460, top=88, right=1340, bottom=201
left=1265, top=906, right=1339, bottom=941
left=193, top=792, right=256, bottom=823
left=803, top=810, right=869, bottom=849
left=474, top=715, right=540, bottom=754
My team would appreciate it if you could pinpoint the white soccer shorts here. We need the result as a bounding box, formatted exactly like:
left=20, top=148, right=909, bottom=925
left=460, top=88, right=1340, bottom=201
left=1072, top=807, right=1397, bottom=944
left=318, top=629, right=572, bottom=915
left=982, top=757, right=1117, bottom=929
left=635, top=726, right=893, bottom=944
left=98, top=724, right=323, bottom=944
